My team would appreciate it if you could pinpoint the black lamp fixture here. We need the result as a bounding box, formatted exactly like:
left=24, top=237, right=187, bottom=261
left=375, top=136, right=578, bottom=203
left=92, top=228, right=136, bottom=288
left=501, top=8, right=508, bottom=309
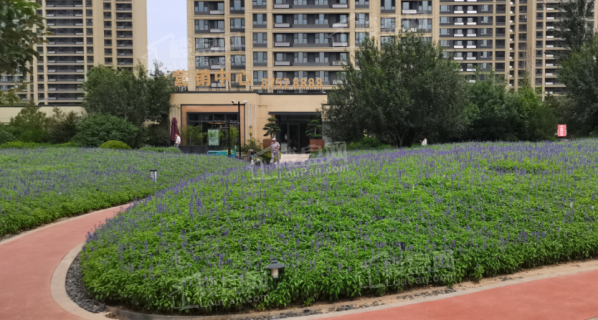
left=266, top=258, right=285, bottom=279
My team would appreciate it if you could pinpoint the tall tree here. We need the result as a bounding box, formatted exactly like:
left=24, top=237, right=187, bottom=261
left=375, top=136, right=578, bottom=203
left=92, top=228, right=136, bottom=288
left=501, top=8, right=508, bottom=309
left=555, top=0, right=595, bottom=59
left=558, top=35, right=598, bottom=133
left=324, top=33, right=471, bottom=147
left=82, top=61, right=175, bottom=127
left=0, top=0, right=49, bottom=75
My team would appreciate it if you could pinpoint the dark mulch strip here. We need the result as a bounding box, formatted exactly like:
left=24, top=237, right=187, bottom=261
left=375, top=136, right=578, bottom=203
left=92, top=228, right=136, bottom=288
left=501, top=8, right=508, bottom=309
left=66, top=252, right=106, bottom=313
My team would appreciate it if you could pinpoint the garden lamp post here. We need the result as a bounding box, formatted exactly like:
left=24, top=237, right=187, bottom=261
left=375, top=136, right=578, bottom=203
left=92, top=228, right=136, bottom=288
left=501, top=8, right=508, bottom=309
left=150, top=170, right=158, bottom=205
left=266, top=258, right=285, bottom=279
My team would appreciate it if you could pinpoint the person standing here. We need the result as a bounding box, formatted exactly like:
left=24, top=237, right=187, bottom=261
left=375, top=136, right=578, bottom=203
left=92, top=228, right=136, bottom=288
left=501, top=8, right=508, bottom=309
left=175, top=134, right=181, bottom=147
left=271, top=138, right=281, bottom=164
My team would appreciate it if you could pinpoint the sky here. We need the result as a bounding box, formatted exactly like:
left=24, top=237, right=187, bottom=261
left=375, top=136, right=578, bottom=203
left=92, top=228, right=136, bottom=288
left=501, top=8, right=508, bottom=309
left=147, top=0, right=188, bottom=73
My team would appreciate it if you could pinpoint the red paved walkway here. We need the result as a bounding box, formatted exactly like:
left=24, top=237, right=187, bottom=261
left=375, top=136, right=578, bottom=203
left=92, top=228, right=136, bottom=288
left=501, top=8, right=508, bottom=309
left=328, top=269, right=598, bottom=320
left=0, top=204, right=597, bottom=320
left=0, top=205, right=127, bottom=320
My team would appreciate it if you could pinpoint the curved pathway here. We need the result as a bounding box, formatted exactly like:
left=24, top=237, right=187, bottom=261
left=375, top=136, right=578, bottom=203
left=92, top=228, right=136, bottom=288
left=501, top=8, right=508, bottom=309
left=0, top=204, right=597, bottom=320
left=0, top=205, right=128, bottom=320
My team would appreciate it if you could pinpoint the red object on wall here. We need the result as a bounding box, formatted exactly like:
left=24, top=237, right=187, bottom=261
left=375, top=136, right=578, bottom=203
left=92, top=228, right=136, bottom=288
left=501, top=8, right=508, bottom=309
left=558, top=125, right=567, bottom=137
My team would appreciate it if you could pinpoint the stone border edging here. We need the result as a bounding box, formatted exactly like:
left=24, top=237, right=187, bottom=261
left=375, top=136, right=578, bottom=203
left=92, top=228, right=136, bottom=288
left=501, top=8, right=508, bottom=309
left=51, top=243, right=111, bottom=320
left=96, top=261, right=598, bottom=320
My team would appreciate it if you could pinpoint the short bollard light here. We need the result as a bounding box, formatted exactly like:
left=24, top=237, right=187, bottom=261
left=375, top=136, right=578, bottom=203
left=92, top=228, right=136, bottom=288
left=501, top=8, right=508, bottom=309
left=266, top=259, right=285, bottom=279
left=150, top=170, right=158, bottom=183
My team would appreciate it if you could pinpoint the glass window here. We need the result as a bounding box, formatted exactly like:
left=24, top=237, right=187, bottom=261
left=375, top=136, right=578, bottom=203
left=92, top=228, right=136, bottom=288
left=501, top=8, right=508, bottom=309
left=253, top=33, right=267, bottom=44
left=232, top=55, right=246, bottom=66
left=253, top=52, right=267, bottom=63
left=356, top=32, right=368, bottom=45
left=381, top=18, right=395, bottom=28
left=231, top=18, right=245, bottom=28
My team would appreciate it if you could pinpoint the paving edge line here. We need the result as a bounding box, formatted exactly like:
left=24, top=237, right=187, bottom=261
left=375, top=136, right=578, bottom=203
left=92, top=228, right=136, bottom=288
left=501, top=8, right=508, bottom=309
left=0, top=203, right=132, bottom=248
left=51, top=244, right=598, bottom=320
left=52, top=243, right=112, bottom=320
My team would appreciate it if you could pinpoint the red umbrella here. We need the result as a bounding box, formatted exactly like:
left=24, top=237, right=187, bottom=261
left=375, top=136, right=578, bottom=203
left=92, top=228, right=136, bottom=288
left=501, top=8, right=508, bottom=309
left=170, top=117, right=180, bottom=143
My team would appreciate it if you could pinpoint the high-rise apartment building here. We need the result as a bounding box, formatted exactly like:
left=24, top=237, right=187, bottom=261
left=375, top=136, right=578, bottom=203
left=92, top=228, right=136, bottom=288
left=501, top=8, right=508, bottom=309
left=187, top=0, right=596, bottom=96
left=0, top=0, right=147, bottom=122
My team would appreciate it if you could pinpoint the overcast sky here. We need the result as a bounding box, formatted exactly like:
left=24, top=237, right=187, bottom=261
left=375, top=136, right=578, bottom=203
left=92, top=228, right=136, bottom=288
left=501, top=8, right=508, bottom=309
left=147, top=0, right=188, bottom=73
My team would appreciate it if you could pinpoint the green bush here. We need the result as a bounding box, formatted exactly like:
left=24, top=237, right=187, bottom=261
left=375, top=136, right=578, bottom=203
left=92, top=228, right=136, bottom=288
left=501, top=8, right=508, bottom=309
left=164, top=147, right=181, bottom=153
left=48, top=108, right=83, bottom=144
left=19, top=129, right=49, bottom=143
left=72, top=114, right=139, bottom=147
left=145, top=124, right=171, bottom=147
left=100, top=140, right=131, bottom=150
left=0, top=128, right=16, bottom=145
left=0, top=141, right=79, bottom=149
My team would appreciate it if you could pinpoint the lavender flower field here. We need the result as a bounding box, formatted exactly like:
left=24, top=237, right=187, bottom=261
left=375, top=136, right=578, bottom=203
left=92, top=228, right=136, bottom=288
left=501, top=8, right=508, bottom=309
left=81, top=140, right=598, bottom=314
left=0, top=148, right=246, bottom=237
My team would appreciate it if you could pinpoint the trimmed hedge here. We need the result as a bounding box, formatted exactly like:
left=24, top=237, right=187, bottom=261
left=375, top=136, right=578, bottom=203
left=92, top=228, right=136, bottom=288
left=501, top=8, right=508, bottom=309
left=100, top=140, right=131, bottom=150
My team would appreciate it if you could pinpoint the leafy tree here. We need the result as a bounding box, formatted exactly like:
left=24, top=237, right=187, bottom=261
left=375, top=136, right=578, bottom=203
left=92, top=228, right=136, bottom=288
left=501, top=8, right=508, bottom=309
left=47, top=107, right=83, bottom=144
left=71, top=114, right=139, bottom=147
left=558, top=35, right=598, bottom=133
left=555, top=0, right=595, bottom=59
left=9, top=103, right=48, bottom=137
left=0, top=0, right=49, bottom=75
left=263, top=117, right=281, bottom=139
left=325, top=33, right=471, bottom=147
left=305, top=119, right=323, bottom=139
left=82, top=61, right=175, bottom=127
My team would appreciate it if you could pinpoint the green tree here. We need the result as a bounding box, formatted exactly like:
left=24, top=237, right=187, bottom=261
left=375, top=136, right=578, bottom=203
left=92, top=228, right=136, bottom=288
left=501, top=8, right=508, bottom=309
left=305, top=119, right=323, bottom=139
left=0, top=0, right=49, bottom=75
left=8, top=103, right=49, bottom=141
left=325, top=33, right=471, bottom=147
left=558, top=35, right=598, bottom=133
left=263, top=117, right=281, bottom=139
left=555, top=0, right=595, bottom=59
left=82, top=61, right=175, bottom=127
left=47, top=107, right=83, bottom=144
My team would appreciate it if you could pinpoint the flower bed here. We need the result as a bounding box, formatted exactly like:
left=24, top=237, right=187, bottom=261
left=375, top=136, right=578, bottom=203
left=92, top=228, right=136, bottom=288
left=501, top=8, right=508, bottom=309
left=0, top=148, right=246, bottom=236
left=81, top=140, right=598, bottom=314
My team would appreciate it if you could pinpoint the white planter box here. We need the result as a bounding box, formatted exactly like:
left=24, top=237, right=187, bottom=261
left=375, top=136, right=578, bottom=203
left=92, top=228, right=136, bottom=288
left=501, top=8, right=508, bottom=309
left=274, top=42, right=291, bottom=47
left=333, top=42, right=348, bottom=47
left=274, top=23, right=290, bottom=27
left=274, top=61, right=291, bottom=66
left=274, top=4, right=290, bottom=8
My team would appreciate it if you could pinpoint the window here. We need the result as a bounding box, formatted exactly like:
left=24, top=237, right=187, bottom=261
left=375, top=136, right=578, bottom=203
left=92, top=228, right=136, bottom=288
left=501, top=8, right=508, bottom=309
left=381, top=36, right=393, bottom=45
left=356, top=32, right=368, bottom=45
left=196, top=56, right=209, bottom=67
left=253, top=70, right=267, bottom=81
left=315, top=33, right=327, bottom=43
left=440, top=17, right=450, bottom=24
left=231, top=0, right=244, bottom=10
left=253, top=14, right=267, bottom=25
left=294, top=14, right=308, bottom=24
left=232, top=55, right=246, bottom=66
left=231, top=36, right=245, bottom=48
left=382, top=0, right=395, bottom=10
left=231, top=18, right=245, bottom=29
left=381, top=18, right=395, bottom=29
left=253, top=52, right=268, bottom=63
left=294, top=33, right=308, bottom=43
left=253, top=0, right=267, bottom=5
left=253, top=33, right=267, bottom=44
left=195, top=1, right=208, bottom=11
left=315, top=14, right=327, bottom=25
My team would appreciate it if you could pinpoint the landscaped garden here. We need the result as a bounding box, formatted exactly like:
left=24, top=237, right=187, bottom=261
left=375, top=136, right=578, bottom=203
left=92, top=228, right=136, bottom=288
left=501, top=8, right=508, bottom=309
left=79, top=140, right=598, bottom=314
left=0, top=148, right=246, bottom=237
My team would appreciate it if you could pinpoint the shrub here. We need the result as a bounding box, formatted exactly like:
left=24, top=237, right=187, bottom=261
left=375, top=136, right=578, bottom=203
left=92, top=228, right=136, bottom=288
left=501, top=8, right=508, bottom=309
left=145, top=124, right=171, bottom=147
left=19, top=129, right=49, bottom=143
left=164, top=147, right=181, bottom=153
left=241, top=138, right=263, bottom=153
left=72, top=114, right=139, bottom=147
left=0, top=141, right=79, bottom=149
left=139, top=146, right=165, bottom=153
left=0, top=128, right=16, bottom=145
left=100, top=140, right=131, bottom=150
left=48, top=108, right=83, bottom=144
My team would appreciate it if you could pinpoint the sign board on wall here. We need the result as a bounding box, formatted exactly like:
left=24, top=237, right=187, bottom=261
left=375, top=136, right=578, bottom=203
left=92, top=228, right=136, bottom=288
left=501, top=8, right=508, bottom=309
left=558, top=125, right=567, bottom=137
left=208, top=129, right=219, bottom=146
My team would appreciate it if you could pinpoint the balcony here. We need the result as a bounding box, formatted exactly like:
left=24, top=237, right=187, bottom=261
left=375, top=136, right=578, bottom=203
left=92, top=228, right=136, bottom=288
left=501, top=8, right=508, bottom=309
left=46, top=1, right=83, bottom=7
left=401, top=1, right=432, bottom=14
left=195, top=2, right=225, bottom=15
left=195, top=20, right=225, bottom=34
left=46, top=10, right=83, bottom=17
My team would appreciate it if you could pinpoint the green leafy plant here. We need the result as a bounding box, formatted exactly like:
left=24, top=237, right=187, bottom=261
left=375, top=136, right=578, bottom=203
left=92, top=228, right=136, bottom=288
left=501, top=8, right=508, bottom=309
left=71, top=114, right=139, bottom=148
left=305, top=119, right=323, bottom=140
left=100, top=140, right=131, bottom=150
left=263, top=118, right=281, bottom=139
